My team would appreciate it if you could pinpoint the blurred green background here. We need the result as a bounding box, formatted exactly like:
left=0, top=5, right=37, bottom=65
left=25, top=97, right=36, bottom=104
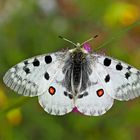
left=0, top=0, right=140, bottom=140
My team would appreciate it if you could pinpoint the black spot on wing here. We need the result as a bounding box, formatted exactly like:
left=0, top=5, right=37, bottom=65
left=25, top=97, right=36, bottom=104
left=116, top=63, right=123, bottom=71
left=33, top=58, right=40, bottom=66
left=23, top=67, right=30, bottom=74
left=44, top=72, right=49, bottom=80
left=24, top=61, right=29, bottom=65
left=68, top=94, right=73, bottom=99
left=125, top=72, right=131, bottom=79
left=64, top=91, right=68, bottom=96
left=127, top=66, right=132, bottom=70
left=83, top=92, right=88, bottom=96
left=104, top=58, right=111, bottom=66
left=105, top=74, right=110, bottom=83
left=64, top=91, right=73, bottom=99
left=78, top=92, right=88, bottom=99
left=78, top=94, right=84, bottom=99
left=45, top=55, right=52, bottom=64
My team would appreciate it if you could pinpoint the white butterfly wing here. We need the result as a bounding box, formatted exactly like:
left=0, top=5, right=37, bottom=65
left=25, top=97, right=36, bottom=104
left=3, top=52, right=65, bottom=96
left=75, top=62, right=114, bottom=116
left=3, top=51, right=74, bottom=115
left=92, top=54, right=140, bottom=101
left=4, top=48, right=140, bottom=116
left=38, top=69, right=74, bottom=115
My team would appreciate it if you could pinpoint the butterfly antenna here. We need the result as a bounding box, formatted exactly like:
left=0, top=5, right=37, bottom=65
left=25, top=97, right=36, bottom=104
left=58, top=36, right=77, bottom=46
left=80, top=35, right=98, bottom=46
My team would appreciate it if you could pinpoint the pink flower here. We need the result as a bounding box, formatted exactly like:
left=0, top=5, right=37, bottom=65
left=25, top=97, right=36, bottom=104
left=83, top=43, right=92, bottom=53
left=72, top=106, right=81, bottom=114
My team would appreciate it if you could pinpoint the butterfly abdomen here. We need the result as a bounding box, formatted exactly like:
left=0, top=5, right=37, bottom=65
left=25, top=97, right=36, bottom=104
left=72, top=51, right=85, bottom=89
left=72, top=61, right=81, bottom=87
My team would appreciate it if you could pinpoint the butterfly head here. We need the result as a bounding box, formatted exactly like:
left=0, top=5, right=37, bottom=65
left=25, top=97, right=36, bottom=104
left=59, top=35, right=98, bottom=53
left=71, top=42, right=91, bottom=54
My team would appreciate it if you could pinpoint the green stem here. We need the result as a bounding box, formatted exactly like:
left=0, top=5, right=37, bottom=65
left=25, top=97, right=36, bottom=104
left=95, top=19, right=140, bottom=51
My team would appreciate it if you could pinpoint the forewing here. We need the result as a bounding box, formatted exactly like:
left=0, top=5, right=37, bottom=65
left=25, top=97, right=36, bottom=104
left=3, top=51, right=67, bottom=96
left=75, top=62, right=114, bottom=116
left=92, top=54, right=140, bottom=101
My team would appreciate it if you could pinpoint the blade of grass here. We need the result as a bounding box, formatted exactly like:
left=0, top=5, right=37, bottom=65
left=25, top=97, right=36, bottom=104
left=95, top=20, right=140, bottom=51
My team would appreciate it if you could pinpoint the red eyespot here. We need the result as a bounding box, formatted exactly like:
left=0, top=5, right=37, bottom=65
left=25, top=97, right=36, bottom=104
left=97, top=89, right=104, bottom=97
left=48, top=86, right=56, bottom=95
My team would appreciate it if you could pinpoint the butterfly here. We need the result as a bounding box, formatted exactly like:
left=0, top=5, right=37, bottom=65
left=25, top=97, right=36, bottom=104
left=3, top=36, right=140, bottom=116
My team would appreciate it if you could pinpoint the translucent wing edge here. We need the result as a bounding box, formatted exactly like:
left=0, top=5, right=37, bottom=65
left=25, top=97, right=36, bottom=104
left=3, top=68, right=39, bottom=97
